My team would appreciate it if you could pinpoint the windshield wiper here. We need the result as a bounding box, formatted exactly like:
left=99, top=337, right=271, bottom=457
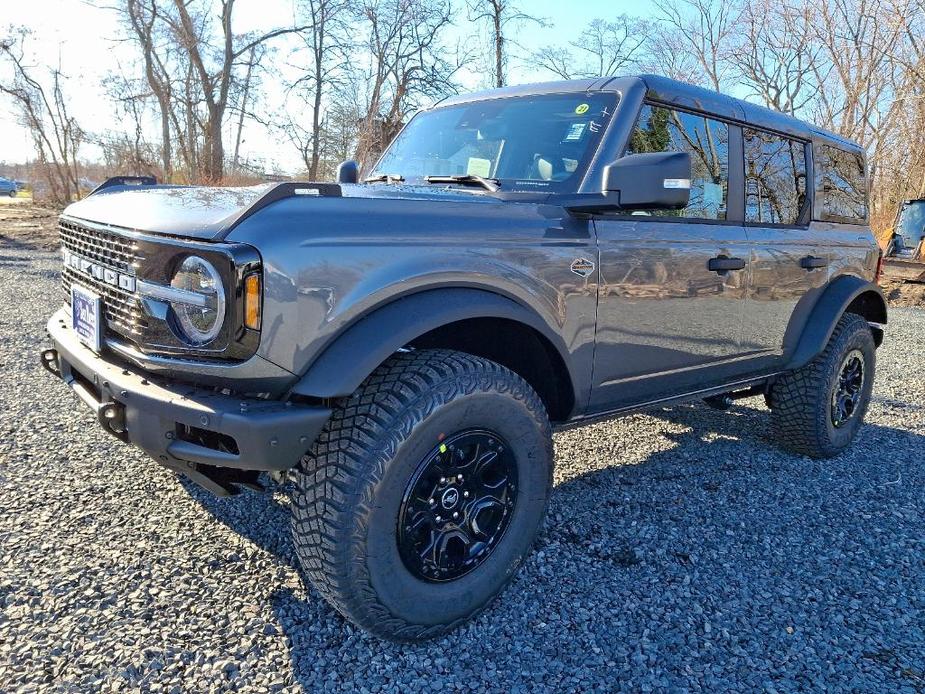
left=364, top=173, right=405, bottom=184
left=424, top=174, right=500, bottom=193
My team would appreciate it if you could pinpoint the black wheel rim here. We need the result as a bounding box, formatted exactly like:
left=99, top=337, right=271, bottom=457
left=397, top=430, right=518, bottom=582
left=831, top=349, right=865, bottom=428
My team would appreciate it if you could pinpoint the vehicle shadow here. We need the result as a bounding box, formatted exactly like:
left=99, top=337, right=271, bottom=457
left=187, top=400, right=925, bottom=690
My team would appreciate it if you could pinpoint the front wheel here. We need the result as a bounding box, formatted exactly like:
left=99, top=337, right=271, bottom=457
left=7, top=190, right=15, bottom=198
left=291, top=349, right=553, bottom=641
left=768, top=313, right=875, bottom=458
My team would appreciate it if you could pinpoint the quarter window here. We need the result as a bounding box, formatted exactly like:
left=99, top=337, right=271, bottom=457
left=627, top=104, right=729, bottom=220
left=815, top=145, right=868, bottom=223
left=744, top=129, right=808, bottom=225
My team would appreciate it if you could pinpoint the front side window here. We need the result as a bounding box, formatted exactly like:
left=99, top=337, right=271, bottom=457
left=744, top=129, right=808, bottom=225
left=372, top=93, right=618, bottom=192
left=815, top=145, right=868, bottom=223
left=626, top=104, right=729, bottom=220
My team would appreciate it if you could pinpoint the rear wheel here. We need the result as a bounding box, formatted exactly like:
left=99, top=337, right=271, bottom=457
left=7, top=190, right=15, bottom=198
left=768, top=313, right=875, bottom=458
left=291, top=349, right=553, bottom=641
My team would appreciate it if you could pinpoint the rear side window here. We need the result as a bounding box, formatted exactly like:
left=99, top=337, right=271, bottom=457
left=815, top=145, right=868, bottom=223
left=744, top=129, right=807, bottom=225
left=627, top=104, right=729, bottom=220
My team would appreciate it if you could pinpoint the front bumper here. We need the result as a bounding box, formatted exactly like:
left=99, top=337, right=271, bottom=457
left=44, top=309, right=331, bottom=475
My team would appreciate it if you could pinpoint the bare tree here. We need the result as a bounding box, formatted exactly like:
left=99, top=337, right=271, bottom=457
left=123, top=0, right=176, bottom=177
left=651, top=0, right=742, bottom=91
left=731, top=0, right=822, bottom=114
left=809, top=0, right=904, bottom=145
left=167, top=0, right=308, bottom=181
left=877, top=0, right=925, bottom=202
left=289, top=0, right=352, bottom=179
left=101, top=69, right=161, bottom=175
left=0, top=27, right=83, bottom=204
left=638, top=22, right=702, bottom=83
left=114, top=0, right=309, bottom=182
left=532, top=16, right=650, bottom=80
left=353, top=0, right=460, bottom=168
left=466, top=0, right=543, bottom=87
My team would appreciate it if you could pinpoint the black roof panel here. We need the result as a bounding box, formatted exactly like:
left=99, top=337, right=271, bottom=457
left=435, top=74, right=862, bottom=153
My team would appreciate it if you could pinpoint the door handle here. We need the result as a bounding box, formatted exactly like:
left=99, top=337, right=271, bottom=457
left=800, top=255, right=828, bottom=270
left=708, top=256, right=746, bottom=273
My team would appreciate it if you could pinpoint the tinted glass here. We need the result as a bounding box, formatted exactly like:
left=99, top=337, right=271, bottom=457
left=815, top=145, right=868, bottom=223
left=627, top=104, right=729, bottom=220
left=744, top=129, right=807, bottom=225
left=897, top=201, right=925, bottom=245
left=373, top=93, right=618, bottom=192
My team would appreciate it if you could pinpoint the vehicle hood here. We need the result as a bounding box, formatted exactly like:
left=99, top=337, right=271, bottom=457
left=62, top=184, right=276, bottom=240
left=62, top=182, right=506, bottom=241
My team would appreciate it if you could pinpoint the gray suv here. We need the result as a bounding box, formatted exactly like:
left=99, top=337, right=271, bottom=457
left=41, top=75, right=886, bottom=641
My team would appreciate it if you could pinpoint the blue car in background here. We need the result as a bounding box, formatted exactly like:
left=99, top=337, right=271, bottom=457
left=0, top=177, right=18, bottom=197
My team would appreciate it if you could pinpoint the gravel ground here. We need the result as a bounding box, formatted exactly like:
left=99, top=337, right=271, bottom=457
left=1, top=243, right=923, bottom=693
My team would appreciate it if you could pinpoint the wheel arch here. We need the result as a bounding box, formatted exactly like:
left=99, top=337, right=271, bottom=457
left=787, top=274, right=887, bottom=371
left=289, top=288, right=579, bottom=421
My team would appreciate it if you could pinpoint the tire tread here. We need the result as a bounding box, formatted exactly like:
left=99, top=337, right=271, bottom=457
left=291, top=349, right=551, bottom=641
left=769, top=312, right=874, bottom=458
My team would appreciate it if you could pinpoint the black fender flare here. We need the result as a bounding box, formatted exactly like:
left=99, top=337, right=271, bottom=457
left=290, top=288, right=575, bottom=400
left=786, top=275, right=887, bottom=371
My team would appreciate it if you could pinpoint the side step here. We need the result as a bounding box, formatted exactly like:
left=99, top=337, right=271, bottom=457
left=703, top=384, right=769, bottom=410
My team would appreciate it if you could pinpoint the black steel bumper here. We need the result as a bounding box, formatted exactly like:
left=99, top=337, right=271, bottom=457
left=43, top=310, right=331, bottom=474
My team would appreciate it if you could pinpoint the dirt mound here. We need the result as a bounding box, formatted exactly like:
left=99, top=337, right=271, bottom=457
left=881, top=278, right=925, bottom=308
left=0, top=200, right=61, bottom=250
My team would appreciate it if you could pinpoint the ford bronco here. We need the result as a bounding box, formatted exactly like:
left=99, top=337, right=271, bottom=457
left=42, top=75, right=886, bottom=641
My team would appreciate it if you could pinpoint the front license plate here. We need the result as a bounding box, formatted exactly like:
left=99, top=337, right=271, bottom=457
left=71, top=284, right=102, bottom=352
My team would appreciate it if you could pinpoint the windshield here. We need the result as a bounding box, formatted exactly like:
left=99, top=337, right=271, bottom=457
left=898, top=201, right=925, bottom=243
left=371, top=92, right=619, bottom=192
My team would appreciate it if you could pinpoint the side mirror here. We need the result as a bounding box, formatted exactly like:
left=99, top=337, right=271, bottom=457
left=604, top=151, right=692, bottom=210
left=561, top=151, right=692, bottom=214
left=336, top=160, right=359, bottom=184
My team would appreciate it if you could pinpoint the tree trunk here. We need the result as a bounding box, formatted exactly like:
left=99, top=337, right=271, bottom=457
left=233, top=47, right=255, bottom=170
left=494, top=4, right=504, bottom=87
left=160, top=108, right=171, bottom=177
left=204, top=108, right=225, bottom=182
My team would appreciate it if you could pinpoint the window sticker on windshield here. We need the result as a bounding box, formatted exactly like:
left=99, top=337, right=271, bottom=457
left=575, top=103, right=590, bottom=115
left=564, top=122, right=587, bottom=142
left=466, top=157, right=492, bottom=177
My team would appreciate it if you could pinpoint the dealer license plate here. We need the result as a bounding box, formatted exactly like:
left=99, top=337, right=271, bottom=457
left=71, top=284, right=102, bottom=352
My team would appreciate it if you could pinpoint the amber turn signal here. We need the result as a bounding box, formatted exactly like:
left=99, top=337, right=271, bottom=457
left=244, top=273, right=261, bottom=330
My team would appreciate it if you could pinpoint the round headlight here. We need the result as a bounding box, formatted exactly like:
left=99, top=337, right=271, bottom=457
left=170, top=255, right=225, bottom=345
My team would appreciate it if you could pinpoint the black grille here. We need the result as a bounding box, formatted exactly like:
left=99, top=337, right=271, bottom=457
left=60, top=219, right=147, bottom=339
left=59, top=220, right=137, bottom=273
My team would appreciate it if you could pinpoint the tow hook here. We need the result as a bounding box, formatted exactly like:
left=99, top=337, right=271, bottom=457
left=40, top=348, right=60, bottom=378
left=98, top=401, right=128, bottom=442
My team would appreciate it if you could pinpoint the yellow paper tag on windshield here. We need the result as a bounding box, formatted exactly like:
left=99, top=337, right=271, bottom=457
left=575, top=103, right=590, bottom=115
left=467, top=157, right=492, bottom=178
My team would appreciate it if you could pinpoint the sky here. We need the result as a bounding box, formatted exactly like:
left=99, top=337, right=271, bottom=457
left=0, top=0, right=658, bottom=173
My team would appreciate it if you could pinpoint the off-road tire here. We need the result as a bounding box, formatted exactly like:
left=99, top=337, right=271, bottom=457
left=769, top=313, right=875, bottom=458
left=291, top=349, right=553, bottom=641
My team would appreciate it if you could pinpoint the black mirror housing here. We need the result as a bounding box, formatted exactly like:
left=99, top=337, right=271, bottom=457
left=336, top=160, right=359, bottom=184
left=604, top=151, right=692, bottom=210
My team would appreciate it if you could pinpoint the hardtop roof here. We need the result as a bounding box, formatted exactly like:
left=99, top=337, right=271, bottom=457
left=433, top=74, right=862, bottom=154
